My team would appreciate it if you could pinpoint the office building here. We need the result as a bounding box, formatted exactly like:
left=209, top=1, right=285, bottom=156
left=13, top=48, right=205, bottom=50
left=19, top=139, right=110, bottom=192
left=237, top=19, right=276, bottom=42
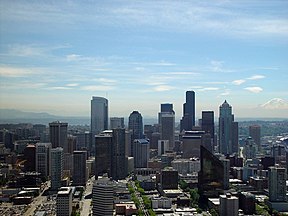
left=198, top=146, right=229, bottom=201
left=180, top=91, right=195, bottom=131
left=73, top=151, right=87, bottom=186
left=110, top=117, right=125, bottom=129
left=239, top=192, right=255, bottom=215
left=159, top=103, right=175, bottom=150
left=49, top=121, right=68, bottom=153
left=243, top=137, right=257, bottom=160
left=23, top=144, right=36, bottom=172
left=220, top=193, right=239, bottom=216
left=75, top=131, right=91, bottom=150
left=128, top=111, right=143, bottom=141
left=161, top=167, right=178, bottom=190
left=92, top=176, right=114, bottom=216
left=201, top=111, right=215, bottom=149
left=91, top=96, right=108, bottom=152
left=134, top=139, right=150, bottom=168
left=36, top=143, right=51, bottom=179
left=111, top=128, right=127, bottom=180
left=182, top=131, right=205, bottom=158
left=56, top=187, right=72, bottom=216
left=171, top=158, right=200, bottom=175
left=268, top=166, right=287, bottom=202
left=219, top=100, right=238, bottom=155
left=249, top=125, right=261, bottom=151
left=95, top=131, right=112, bottom=178
left=51, top=147, right=63, bottom=191
left=158, top=140, right=169, bottom=156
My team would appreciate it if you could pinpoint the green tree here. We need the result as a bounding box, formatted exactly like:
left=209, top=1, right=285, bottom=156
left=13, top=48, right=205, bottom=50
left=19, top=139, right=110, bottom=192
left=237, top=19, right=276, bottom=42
left=190, top=188, right=200, bottom=207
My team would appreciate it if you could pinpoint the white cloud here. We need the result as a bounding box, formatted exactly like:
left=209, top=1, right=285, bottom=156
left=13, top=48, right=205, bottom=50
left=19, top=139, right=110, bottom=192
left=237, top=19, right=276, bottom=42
left=247, top=75, right=266, bottom=80
left=163, top=72, right=200, bottom=75
left=153, top=85, right=174, bottom=92
left=47, top=86, right=72, bottom=90
left=232, top=79, right=246, bottom=85
left=0, top=66, right=36, bottom=77
left=244, top=86, right=263, bottom=93
left=260, top=98, right=288, bottom=110
left=66, top=83, right=79, bottom=87
left=81, top=85, right=115, bottom=91
left=198, top=87, right=219, bottom=92
left=93, top=78, right=117, bottom=84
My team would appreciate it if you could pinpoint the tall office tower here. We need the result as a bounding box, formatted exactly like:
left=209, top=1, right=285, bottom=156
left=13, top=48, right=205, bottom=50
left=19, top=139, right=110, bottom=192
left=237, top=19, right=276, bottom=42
left=219, top=100, right=238, bottom=155
left=219, top=193, right=239, bottom=216
left=95, top=132, right=113, bottom=178
left=128, top=111, right=144, bottom=141
left=72, top=150, right=87, bottom=186
left=125, top=130, right=132, bottom=157
left=56, top=187, right=72, bottom=216
left=243, top=137, right=257, bottom=160
left=151, top=132, right=161, bottom=149
left=159, top=104, right=175, bottom=151
left=51, top=147, right=63, bottom=191
left=49, top=121, right=68, bottom=153
left=91, top=96, right=108, bottom=153
left=67, top=135, right=77, bottom=154
left=180, top=91, right=195, bottom=131
left=271, top=144, right=286, bottom=164
left=134, top=139, right=150, bottom=168
left=144, top=125, right=154, bottom=143
left=36, top=143, right=51, bottom=179
left=201, top=111, right=215, bottom=149
left=249, top=125, right=261, bottom=151
left=182, top=131, right=205, bottom=158
left=92, top=176, right=114, bottom=216
left=75, top=131, right=91, bottom=150
left=268, top=166, right=287, bottom=202
left=111, top=128, right=127, bottom=180
left=63, top=153, right=73, bottom=178
left=198, top=146, right=230, bottom=202
left=110, top=117, right=125, bottom=129
left=23, top=144, right=36, bottom=172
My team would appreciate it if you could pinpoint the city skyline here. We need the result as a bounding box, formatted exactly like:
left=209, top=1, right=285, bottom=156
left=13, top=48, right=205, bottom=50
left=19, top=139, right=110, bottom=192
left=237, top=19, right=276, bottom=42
left=0, top=1, right=288, bottom=118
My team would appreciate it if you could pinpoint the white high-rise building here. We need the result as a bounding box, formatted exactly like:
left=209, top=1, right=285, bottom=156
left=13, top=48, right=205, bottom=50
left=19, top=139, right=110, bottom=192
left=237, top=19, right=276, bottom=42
left=56, top=187, right=72, bottom=216
left=36, top=143, right=51, bottom=178
left=158, top=140, right=169, bottom=156
left=159, top=104, right=175, bottom=151
left=269, top=166, right=287, bottom=202
left=51, top=147, right=63, bottom=191
left=91, top=96, right=108, bottom=153
left=92, top=176, right=114, bottom=216
left=134, top=139, right=150, bottom=168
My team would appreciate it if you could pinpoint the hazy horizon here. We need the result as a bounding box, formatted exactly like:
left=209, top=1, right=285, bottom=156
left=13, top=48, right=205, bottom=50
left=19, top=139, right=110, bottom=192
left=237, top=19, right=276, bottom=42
left=0, top=1, right=287, bottom=118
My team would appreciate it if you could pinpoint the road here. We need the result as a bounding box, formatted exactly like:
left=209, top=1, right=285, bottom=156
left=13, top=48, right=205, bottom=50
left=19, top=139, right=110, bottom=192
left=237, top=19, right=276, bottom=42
left=131, top=181, right=149, bottom=216
left=80, top=176, right=94, bottom=216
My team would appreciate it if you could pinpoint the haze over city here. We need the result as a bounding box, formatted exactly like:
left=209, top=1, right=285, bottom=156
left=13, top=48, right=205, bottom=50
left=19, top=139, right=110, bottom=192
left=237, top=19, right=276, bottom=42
left=0, top=0, right=288, bottom=119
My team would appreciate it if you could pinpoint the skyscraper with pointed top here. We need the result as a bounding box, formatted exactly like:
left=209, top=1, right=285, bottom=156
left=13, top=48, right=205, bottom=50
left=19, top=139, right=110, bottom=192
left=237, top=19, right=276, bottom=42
left=180, top=91, right=195, bottom=132
left=219, top=100, right=238, bottom=155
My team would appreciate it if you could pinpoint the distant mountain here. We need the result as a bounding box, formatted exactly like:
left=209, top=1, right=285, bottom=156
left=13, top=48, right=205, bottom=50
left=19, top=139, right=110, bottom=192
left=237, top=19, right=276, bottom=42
left=0, top=109, right=90, bottom=125
left=260, top=98, right=288, bottom=110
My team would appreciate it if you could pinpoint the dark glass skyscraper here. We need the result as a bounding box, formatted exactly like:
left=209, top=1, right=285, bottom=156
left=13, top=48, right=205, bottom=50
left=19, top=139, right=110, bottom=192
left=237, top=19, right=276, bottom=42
left=180, top=91, right=195, bottom=131
left=202, top=111, right=215, bottom=150
left=128, top=111, right=143, bottom=141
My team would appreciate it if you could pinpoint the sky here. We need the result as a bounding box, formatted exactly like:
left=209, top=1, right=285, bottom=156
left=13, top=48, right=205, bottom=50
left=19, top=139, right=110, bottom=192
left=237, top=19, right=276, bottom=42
left=0, top=0, right=288, bottom=120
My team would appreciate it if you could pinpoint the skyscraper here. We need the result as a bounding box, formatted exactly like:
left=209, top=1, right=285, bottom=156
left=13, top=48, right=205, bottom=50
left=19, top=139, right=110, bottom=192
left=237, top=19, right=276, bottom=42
left=134, top=139, right=150, bottom=168
left=249, top=125, right=261, bottom=151
left=159, top=103, right=175, bottom=150
left=268, top=166, right=287, bottom=202
left=56, top=187, right=73, bottom=216
left=36, top=142, right=51, bottom=179
left=51, top=147, right=63, bottom=191
left=128, top=111, right=143, bottom=141
left=91, top=96, right=108, bottom=152
left=219, top=100, right=238, bottom=155
left=73, top=150, right=87, bottom=186
left=180, top=91, right=195, bottom=131
left=110, top=117, right=125, bottom=129
left=201, top=111, right=215, bottom=150
left=111, top=128, right=126, bottom=180
left=49, top=121, right=68, bottom=153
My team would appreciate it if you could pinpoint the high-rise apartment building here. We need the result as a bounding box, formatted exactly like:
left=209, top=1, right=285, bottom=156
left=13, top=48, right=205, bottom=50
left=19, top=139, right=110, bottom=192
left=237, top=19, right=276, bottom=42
left=56, top=187, right=72, bottom=216
left=268, top=166, right=287, bottom=202
left=219, top=100, right=238, bottom=155
left=91, top=96, right=108, bottom=152
left=49, top=121, right=68, bottom=153
left=134, top=139, right=150, bottom=168
left=92, top=176, right=114, bottom=216
left=111, top=128, right=127, bottom=180
left=180, top=91, right=195, bottom=131
left=110, top=117, right=125, bottom=129
left=159, top=103, right=175, bottom=150
left=249, top=125, right=261, bottom=151
left=36, top=142, right=51, bottom=179
left=51, top=147, right=63, bottom=191
left=72, top=150, right=87, bottom=186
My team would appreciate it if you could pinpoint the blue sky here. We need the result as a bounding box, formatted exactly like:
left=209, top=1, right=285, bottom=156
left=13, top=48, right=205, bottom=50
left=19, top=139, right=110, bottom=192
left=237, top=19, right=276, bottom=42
left=0, top=0, right=287, bottom=119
